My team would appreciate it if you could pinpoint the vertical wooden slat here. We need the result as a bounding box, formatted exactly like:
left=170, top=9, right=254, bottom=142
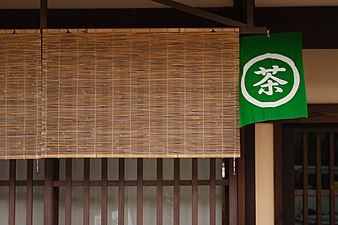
left=137, top=159, right=143, bottom=225
left=316, top=133, right=322, bottom=225
left=101, top=158, right=108, bottom=225
left=244, top=124, right=256, bottom=225
left=238, top=128, right=245, bottom=225
left=26, top=160, right=33, bottom=225
left=283, top=129, right=295, bottom=225
left=229, top=158, right=238, bottom=225
left=40, top=0, right=47, bottom=28
left=65, top=159, right=72, bottom=225
left=210, top=158, right=216, bottom=225
left=222, top=159, right=228, bottom=225
left=174, top=159, right=180, bottom=225
left=157, top=159, right=163, bottom=225
left=44, top=159, right=54, bottom=225
left=83, top=159, right=90, bottom=225
left=191, top=159, right=198, bottom=225
left=118, top=158, right=125, bottom=225
left=329, top=132, right=335, bottom=225
left=9, top=160, right=16, bottom=225
left=303, top=133, right=308, bottom=225
left=54, top=160, right=60, bottom=225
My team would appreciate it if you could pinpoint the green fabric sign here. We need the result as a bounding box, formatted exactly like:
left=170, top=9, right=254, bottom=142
left=239, top=32, right=308, bottom=127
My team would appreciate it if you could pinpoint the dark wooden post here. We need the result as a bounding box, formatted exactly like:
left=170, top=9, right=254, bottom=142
left=229, top=158, right=238, bottom=225
left=44, top=159, right=59, bottom=225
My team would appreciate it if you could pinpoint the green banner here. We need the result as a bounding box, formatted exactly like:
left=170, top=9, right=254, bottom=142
left=239, top=32, right=308, bottom=127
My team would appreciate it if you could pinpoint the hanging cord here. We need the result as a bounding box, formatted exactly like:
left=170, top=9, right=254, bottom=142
left=35, top=159, right=40, bottom=174
left=233, top=155, right=236, bottom=176
left=267, top=29, right=271, bottom=38
left=221, top=160, right=226, bottom=179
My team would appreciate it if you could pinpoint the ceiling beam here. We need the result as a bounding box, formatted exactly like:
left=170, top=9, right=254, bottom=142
left=149, top=0, right=246, bottom=27
left=234, top=0, right=254, bottom=26
left=246, top=0, right=255, bottom=27
left=1, top=7, right=337, bottom=48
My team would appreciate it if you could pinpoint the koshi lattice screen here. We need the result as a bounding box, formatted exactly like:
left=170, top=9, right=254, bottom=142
left=0, top=28, right=240, bottom=159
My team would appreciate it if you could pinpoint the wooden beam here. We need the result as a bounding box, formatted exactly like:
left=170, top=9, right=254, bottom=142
left=246, top=0, right=254, bottom=27
left=150, top=0, right=246, bottom=27
left=40, top=0, right=47, bottom=28
left=234, top=0, right=255, bottom=26
left=1, top=7, right=338, bottom=47
left=240, top=26, right=266, bottom=34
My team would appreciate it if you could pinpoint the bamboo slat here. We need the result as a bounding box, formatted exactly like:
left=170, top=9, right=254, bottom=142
left=0, top=28, right=240, bottom=159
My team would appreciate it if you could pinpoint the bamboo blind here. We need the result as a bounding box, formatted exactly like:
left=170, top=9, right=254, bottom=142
left=0, top=28, right=240, bottom=159
left=0, top=30, right=41, bottom=159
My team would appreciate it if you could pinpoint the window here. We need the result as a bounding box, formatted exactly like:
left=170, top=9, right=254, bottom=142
left=280, top=124, right=338, bottom=225
left=0, top=158, right=233, bottom=225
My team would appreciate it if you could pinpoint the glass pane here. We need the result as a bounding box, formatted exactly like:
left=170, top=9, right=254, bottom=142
left=180, top=159, right=191, bottom=180
left=143, top=159, right=156, bottom=180
left=180, top=186, right=191, bottom=225
left=108, top=158, right=118, bottom=180
left=198, top=159, right=209, bottom=179
left=73, top=187, right=83, bottom=225
left=90, top=187, right=101, bottom=225
left=58, top=188, right=65, bottom=225
left=108, top=187, right=118, bottom=225
left=16, top=160, right=27, bottom=180
left=198, top=186, right=210, bottom=225
left=294, top=132, right=303, bottom=190
left=295, top=195, right=303, bottom=225
left=163, top=187, right=173, bottom=225
left=308, top=133, right=316, bottom=189
left=125, top=186, right=136, bottom=225
left=143, top=187, right=156, bottom=225
left=308, top=196, right=316, bottom=225
left=125, top=159, right=136, bottom=181
left=15, top=186, right=26, bottom=224
left=33, top=187, right=44, bottom=225
left=0, top=160, right=9, bottom=179
left=72, top=159, right=83, bottom=181
left=321, top=133, right=330, bottom=190
left=0, top=187, right=9, bottom=225
left=90, top=159, right=101, bottom=180
left=322, top=196, right=329, bottom=224
left=163, top=159, right=173, bottom=180
left=59, top=159, right=65, bottom=180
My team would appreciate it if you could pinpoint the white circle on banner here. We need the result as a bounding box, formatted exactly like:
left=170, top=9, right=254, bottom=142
left=241, top=53, right=300, bottom=108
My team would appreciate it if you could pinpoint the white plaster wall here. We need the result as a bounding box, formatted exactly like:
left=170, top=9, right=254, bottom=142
left=303, top=49, right=338, bottom=104
left=255, top=123, right=274, bottom=225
